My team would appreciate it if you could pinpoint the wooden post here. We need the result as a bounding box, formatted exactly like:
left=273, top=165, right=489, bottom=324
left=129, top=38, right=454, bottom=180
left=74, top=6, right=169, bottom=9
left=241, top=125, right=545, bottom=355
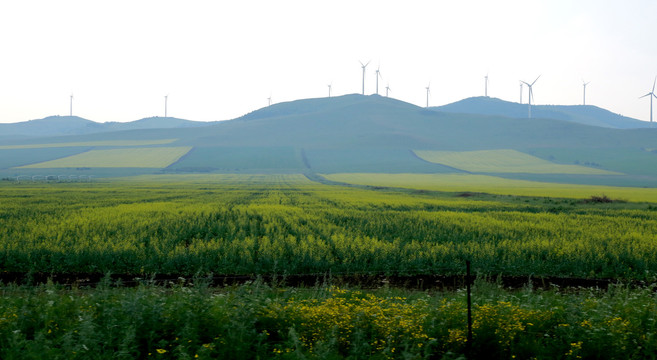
left=466, top=260, right=473, bottom=352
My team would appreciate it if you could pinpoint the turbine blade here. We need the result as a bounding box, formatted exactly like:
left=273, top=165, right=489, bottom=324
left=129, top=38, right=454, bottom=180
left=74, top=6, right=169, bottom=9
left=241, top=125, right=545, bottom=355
left=520, top=81, right=530, bottom=86
left=652, top=76, right=656, bottom=93
left=640, top=93, right=652, bottom=98
left=531, top=75, right=541, bottom=86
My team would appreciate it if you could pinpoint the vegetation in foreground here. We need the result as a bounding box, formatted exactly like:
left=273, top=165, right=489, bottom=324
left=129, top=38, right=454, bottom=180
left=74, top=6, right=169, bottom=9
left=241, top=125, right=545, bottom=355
left=1, top=174, right=657, bottom=279
left=1, top=279, right=656, bottom=359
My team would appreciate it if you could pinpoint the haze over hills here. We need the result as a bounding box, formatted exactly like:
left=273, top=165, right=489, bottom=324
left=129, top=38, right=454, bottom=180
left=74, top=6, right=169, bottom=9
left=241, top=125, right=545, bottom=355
left=1, top=94, right=656, bottom=187
left=432, top=96, right=649, bottom=129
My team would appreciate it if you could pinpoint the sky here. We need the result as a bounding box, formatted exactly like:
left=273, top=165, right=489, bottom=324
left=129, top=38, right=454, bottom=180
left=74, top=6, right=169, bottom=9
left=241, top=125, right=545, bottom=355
left=1, top=0, right=656, bottom=124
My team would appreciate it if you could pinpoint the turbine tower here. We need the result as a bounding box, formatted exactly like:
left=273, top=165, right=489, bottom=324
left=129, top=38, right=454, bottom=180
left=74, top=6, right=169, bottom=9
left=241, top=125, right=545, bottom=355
left=519, top=82, right=523, bottom=104
left=385, top=83, right=391, bottom=97
left=359, top=60, right=370, bottom=95
left=640, top=76, right=657, bottom=125
left=69, top=94, right=74, bottom=116
left=520, top=75, right=541, bottom=118
left=425, top=82, right=431, bottom=108
left=484, top=74, right=489, bottom=97
left=164, top=95, right=168, bottom=117
left=328, top=83, right=332, bottom=98
left=375, top=66, right=382, bottom=95
left=582, top=81, right=590, bottom=105
left=267, top=94, right=272, bottom=106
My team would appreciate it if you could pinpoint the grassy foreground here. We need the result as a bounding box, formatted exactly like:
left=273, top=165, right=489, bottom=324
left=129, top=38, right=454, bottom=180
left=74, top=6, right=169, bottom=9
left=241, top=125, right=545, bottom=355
left=1, top=280, right=656, bottom=359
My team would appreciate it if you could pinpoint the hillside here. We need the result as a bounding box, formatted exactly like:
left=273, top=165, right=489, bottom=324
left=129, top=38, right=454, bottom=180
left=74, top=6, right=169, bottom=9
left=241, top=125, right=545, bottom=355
left=1, top=94, right=657, bottom=186
left=432, top=96, right=649, bottom=129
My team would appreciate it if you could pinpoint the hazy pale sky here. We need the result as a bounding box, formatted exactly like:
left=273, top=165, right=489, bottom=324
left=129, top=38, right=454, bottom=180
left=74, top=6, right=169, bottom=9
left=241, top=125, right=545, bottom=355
left=1, top=0, right=656, bottom=123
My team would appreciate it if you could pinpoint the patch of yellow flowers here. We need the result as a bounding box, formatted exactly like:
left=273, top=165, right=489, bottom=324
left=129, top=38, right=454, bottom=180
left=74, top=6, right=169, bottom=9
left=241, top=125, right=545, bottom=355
left=262, top=287, right=433, bottom=355
left=261, top=288, right=558, bottom=357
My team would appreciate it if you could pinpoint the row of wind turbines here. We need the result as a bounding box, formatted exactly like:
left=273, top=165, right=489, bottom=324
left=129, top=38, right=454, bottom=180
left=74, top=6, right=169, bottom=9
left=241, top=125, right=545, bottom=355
left=348, top=61, right=657, bottom=123
left=66, top=64, right=657, bottom=124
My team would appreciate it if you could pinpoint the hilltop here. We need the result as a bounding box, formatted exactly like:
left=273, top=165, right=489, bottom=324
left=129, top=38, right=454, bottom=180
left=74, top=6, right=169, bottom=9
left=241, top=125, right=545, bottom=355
left=432, top=96, right=648, bottom=129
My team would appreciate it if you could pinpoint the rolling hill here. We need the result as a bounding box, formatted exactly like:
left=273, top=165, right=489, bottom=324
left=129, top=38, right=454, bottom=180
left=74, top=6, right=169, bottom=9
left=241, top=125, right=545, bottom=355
left=432, top=96, right=649, bottom=129
left=0, top=115, right=209, bottom=139
left=1, top=94, right=656, bottom=187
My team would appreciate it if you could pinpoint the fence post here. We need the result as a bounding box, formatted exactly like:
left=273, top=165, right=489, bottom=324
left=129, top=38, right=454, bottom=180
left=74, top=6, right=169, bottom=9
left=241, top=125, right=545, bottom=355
left=466, top=260, right=473, bottom=353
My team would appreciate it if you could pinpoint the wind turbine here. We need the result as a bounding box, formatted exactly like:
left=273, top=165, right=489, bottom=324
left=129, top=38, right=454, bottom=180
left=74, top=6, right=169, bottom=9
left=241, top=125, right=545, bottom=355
left=69, top=93, right=73, bottom=116
left=359, top=60, right=370, bottom=95
left=520, top=75, right=541, bottom=118
left=375, top=66, right=382, bottom=95
left=484, top=74, right=489, bottom=97
left=640, top=76, right=657, bottom=125
left=425, top=82, right=431, bottom=108
left=519, top=82, right=523, bottom=104
left=385, top=83, right=391, bottom=97
left=582, top=81, right=590, bottom=105
left=267, top=94, right=272, bottom=106
left=328, top=83, right=332, bottom=98
left=164, top=95, right=168, bottom=117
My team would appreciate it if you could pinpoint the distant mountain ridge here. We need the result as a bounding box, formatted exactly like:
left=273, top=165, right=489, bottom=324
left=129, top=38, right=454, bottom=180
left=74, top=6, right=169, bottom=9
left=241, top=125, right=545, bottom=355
left=0, top=115, right=211, bottom=137
left=1, top=96, right=648, bottom=139
left=432, top=96, right=648, bottom=129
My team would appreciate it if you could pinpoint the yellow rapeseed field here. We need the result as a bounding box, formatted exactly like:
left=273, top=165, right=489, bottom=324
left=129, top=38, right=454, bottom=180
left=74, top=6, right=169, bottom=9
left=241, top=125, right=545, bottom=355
left=18, top=146, right=191, bottom=168
left=414, top=149, right=620, bottom=175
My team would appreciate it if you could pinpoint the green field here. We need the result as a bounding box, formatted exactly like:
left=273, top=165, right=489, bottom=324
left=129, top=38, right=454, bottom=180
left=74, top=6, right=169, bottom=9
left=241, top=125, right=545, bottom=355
left=0, top=147, right=91, bottom=169
left=527, top=146, right=657, bottom=176
left=17, top=146, right=192, bottom=168
left=324, top=173, right=657, bottom=202
left=2, top=174, right=657, bottom=359
left=0, top=139, right=177, bottom=149
left=304, top=148, right=456, bottom=173
left=414, top=149, right=620, bottom=174
left=1, top=174, right=656, bottom=278
left=166, top=146, right=304, bottom=172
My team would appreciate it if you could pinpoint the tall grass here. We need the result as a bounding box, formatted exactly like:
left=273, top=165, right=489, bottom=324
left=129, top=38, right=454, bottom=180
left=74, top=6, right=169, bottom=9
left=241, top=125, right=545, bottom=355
left=0, top=279, right=656, bottom=359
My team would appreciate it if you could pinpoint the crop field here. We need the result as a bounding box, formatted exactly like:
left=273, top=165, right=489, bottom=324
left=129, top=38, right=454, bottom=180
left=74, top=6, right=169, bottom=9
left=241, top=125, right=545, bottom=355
left=2, top=174, right=657, bottom=359
left=17, top=146, right=192, bottom=168
left=0, top=147, right=91, bottom=169
left=303, top=148, right=456, bottom=173
left=166, top=146, right=304, bottom=172
left=1, top=174, right=657, bottom=278
left=414, top=149, right=620, bottom=174
left=527, top=146, right=657, bottom=176
left=324, top=173, right=657, bottom=202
